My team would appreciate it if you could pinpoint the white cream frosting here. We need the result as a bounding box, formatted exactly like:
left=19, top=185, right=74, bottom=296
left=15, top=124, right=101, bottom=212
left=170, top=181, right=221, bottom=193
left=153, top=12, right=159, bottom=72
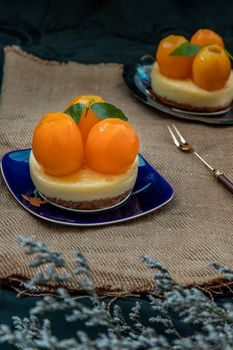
left=29, top=151, right=138, bottom=202
left=151, top=62, right=233, bottom=109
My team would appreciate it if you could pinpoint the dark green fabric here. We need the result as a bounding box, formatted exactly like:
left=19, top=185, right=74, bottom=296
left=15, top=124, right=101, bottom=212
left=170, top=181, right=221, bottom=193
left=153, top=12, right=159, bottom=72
left=1, top=0, right=233, bottom=65
left=0, top=0, right=233, bottom=85
left=0, top=0, right=233, bottom=84
left=1, top=0, right=233, bottom=348
left=0, top=289, right=199, bottom=350
left=0, top=288, right=230, bottom=350
left=0, top=0, right=152, bottom=64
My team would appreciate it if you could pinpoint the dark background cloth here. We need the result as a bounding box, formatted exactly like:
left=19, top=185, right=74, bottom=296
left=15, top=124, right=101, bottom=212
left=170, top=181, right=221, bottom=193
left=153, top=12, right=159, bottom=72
left=0, top=0, right=233, bottom=84
left=1, top=0, right=233, bottom=348
left=0, top=289, right=228, bottom=350
left=1, top=0, right=233, bottom=64
left=0, top=290, right=191, bottom=350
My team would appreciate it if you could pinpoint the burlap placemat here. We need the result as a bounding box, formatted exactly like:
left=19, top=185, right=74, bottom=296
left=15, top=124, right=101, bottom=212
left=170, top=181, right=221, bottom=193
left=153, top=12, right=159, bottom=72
left=1, top=46, right=233, bottom=295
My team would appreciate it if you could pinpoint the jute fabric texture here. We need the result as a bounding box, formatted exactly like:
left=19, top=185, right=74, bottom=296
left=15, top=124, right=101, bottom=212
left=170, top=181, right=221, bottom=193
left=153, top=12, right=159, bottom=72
left=0, top=47, right=233, bottom=295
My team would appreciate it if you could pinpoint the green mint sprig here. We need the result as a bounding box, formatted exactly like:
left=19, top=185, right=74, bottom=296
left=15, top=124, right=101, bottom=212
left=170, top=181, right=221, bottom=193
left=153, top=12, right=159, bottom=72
left=91, top=102, right=128, bottom=121
left=64, top=103, right=86, bottom=123
left=169, top=42, right=233, bottom=62
left=64, top=102, right=128, bottom=124
left=226, top=49, right=233, bottom=61
left=169, top=42, right=201, bottom=56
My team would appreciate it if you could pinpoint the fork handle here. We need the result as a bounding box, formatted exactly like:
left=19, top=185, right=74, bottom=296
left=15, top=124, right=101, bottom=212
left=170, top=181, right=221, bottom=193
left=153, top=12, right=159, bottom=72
left=214, top=170, right=233, bottom=194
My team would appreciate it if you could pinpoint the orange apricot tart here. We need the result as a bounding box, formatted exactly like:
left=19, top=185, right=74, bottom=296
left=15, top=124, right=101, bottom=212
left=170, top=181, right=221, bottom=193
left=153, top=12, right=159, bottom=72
left=30, top=110, right=139, bottom=210
left=191, top=28, right=224, bottom=48
left=156, top=35, right=193, bottom=79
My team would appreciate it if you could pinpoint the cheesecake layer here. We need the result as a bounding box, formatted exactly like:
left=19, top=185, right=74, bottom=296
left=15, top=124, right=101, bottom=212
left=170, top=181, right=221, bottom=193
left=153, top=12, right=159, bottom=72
left=151, top=62, right=233, bottom=111
left=29, top=151, right=138, bottom=202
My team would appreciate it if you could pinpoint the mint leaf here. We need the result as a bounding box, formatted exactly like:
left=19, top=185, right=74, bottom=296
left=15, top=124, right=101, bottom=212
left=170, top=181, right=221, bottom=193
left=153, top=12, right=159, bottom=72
left=226, top=49, right=233, bottom=61
left=170, top=43, right=201, bottom=56
left=90, top=102, right=128, bottom=121
left=64, top=103, right=86, bottom=123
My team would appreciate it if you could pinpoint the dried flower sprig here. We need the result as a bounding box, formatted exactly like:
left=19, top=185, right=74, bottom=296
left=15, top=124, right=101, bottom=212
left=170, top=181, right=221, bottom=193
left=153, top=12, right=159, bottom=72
left=1, top=237, right=233, bottom=349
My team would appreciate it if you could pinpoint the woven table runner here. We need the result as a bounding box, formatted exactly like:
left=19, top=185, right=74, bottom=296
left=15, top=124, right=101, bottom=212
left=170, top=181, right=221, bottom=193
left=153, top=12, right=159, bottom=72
left=0, top=46, right=233, bottom=295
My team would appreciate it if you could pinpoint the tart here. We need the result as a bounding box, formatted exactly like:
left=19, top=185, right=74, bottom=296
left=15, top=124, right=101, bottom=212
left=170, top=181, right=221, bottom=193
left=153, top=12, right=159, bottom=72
left=29, top=98, right=139, bottom=210
left=151, top=62, right=233, bottom=112
left=151, top=30, right=233, bottom=112
left=29, top=152, right=138, bottom=210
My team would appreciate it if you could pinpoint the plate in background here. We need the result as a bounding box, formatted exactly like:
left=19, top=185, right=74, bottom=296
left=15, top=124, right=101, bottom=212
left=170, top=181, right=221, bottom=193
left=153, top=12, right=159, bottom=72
left=123, top=57, right=233, bottom=125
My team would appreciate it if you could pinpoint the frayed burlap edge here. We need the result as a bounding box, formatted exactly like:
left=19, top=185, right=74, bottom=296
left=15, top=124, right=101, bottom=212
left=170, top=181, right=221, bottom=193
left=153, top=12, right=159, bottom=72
left=4, top=46, right=120, bottom=69
left=1, top=275, right=233, bottom=299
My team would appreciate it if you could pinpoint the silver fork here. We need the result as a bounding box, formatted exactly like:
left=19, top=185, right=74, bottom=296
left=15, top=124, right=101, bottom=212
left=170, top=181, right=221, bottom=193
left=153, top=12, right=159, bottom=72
left=167, top=124, right=233, bottom=195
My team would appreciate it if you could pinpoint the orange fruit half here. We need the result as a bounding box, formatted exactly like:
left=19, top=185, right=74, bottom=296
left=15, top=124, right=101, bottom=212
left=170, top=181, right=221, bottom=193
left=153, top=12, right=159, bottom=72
left=85, top=118, right=139, bottom=175
left=32, top=112, right=84, bottom=176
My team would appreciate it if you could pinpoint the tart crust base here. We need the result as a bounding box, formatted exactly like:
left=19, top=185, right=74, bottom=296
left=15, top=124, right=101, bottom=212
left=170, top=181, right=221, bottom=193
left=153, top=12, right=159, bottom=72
left=45, top=190, right=131, bottom=210
left=152, top=92, right=231, bottom=112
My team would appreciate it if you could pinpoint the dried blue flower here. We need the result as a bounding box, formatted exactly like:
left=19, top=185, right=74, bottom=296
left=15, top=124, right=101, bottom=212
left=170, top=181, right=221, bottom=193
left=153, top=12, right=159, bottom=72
left=0, top=238, right=233, bottom=349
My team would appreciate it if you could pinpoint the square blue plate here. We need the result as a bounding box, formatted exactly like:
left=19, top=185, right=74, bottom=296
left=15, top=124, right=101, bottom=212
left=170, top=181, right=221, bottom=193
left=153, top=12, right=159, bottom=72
left=1, top=149, right=174, bottom=226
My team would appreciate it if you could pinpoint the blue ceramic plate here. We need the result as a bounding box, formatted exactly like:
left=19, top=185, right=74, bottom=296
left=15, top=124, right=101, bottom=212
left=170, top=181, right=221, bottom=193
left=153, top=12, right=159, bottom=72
left=123, top=57, right=233, bottom=125
left=1, top=149, right=174, bottom=226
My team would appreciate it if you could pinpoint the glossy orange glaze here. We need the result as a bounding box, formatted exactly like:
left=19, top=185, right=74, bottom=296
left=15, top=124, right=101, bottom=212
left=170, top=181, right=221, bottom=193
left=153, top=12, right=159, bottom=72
left=32, top=112, right=84, bottom=176
left=85, top=118, right=139, bottom=175
left=192, top=45, right=231, bottom=90
left=191, top=28, right=224, bottom=48
left=156, top=35, right=193, bottom=79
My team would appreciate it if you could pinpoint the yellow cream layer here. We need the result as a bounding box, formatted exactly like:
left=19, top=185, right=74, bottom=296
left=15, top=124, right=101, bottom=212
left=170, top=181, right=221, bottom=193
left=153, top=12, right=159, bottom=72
left=29, top=152, right=138, bottom=201
left=151, top=62, right=233, bottom=109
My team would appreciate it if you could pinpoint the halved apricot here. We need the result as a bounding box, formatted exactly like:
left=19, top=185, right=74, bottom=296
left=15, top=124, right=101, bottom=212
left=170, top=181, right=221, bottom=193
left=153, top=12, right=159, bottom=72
left=66, top=95, right=104, bottom=144
left=85, top=118, right=139, bottom=175
left=156, top=35, right=193, bottom=79
left=32, top=112, right=84, bottom=176
left=191, top=28, right=224, bottom=48
left=192, top=44, right=231, bottom=90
